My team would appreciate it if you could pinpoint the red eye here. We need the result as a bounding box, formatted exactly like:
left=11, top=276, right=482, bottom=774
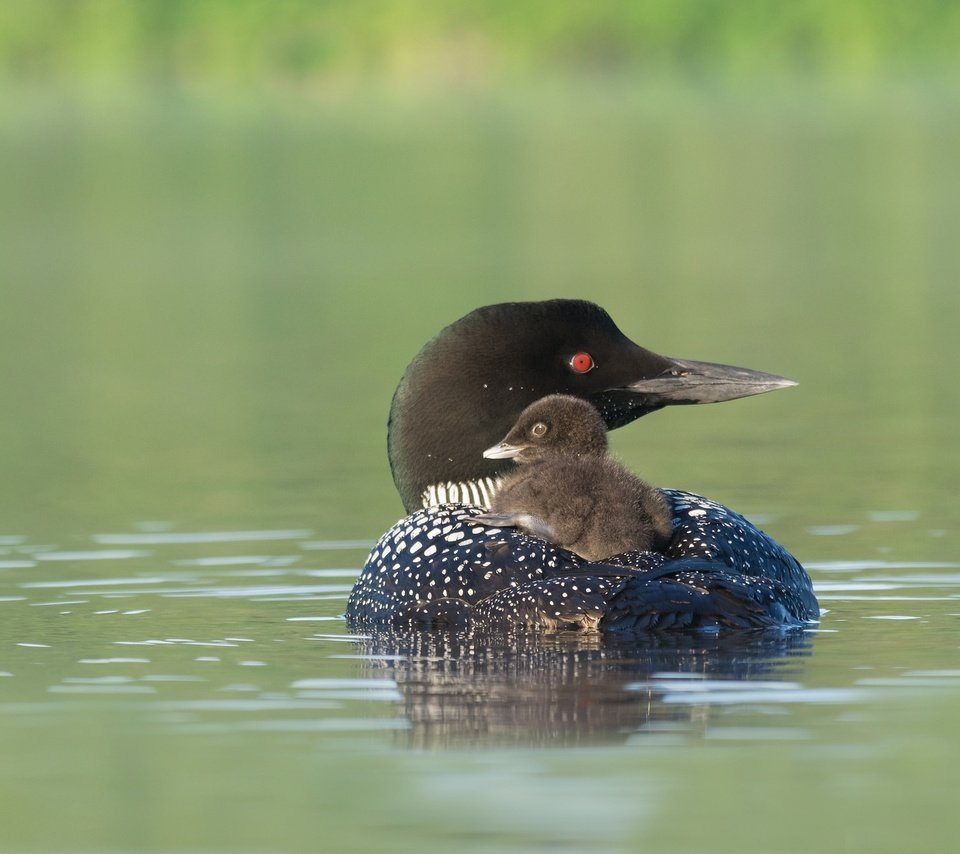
left=569, top=352, right=596, bottom=374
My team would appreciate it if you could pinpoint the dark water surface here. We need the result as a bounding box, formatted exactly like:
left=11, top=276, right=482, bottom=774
left=1, top=81, right=959, bottom=851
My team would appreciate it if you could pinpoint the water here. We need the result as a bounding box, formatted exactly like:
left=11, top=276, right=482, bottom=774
left=1, top=80, right=959, bottom=851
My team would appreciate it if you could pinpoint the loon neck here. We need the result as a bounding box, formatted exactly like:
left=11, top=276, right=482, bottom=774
left=422, top=477, right=501, bottom=509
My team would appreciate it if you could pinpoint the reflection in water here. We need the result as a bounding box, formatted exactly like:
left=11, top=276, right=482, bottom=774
left=353, top=628, right=815, bottom=748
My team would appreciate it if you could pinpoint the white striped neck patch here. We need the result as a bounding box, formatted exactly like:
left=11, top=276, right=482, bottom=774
left=422, top=477, right=501, bottom=509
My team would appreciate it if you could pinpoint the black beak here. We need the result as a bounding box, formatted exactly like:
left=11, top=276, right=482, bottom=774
left=626, top=357, right=797, bottom=405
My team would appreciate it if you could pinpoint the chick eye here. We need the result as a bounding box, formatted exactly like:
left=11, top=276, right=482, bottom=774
left=569, top=352, right=596, bottom=374
left=531, top=422, right=548, bottom=438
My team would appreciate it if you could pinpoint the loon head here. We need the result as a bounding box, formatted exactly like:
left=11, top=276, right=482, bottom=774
left=388, top=299, right=795, bottom=512
left=483, top=394, right=609, bottom=464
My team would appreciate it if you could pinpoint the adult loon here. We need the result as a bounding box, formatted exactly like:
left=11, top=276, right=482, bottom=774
left=346, top=299, right=819, bottom=631
left=472, top=394, right=674, bottom=560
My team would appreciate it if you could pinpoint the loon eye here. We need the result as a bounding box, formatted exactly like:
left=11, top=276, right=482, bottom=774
left=569, top=352, right=596, bottom=374
left=531, top=422, right=548, bottom=438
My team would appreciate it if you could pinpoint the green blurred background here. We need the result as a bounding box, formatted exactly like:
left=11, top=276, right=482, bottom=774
left=3, top=0, right=960, bottom=86
left=2, top=0, right=958, bottom=547
left=2, top=3, right=960, bottom=853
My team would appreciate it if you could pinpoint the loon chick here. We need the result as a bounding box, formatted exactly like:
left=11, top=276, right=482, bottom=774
left=473, top=394, right=673, bottom=561
left=347, top=299, right=819, bottom=631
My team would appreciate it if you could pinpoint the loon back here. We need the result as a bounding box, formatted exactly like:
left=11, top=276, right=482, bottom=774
left=388, top=299, right=795, bottom=512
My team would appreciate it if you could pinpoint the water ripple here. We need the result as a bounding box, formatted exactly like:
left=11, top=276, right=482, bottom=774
left=94, top=530, right=312, bottom=545
left=658, top=687, right=864, bottom=706
left=298, top=540, right=375, bottom=551
left=33, top=550, right=151, bottom=561
left=173, top=556, right=299, bottom=567
left=629, top=676, right=864, bottom=707
left=809, top=560, right=960, bottom=572
left=22, top=577, right=170, bottom=589
left=174, top=718, right=411, bottom=734
left=48, top=684, right=157, bottom=695
left=21, top=579, right=353, bottom=599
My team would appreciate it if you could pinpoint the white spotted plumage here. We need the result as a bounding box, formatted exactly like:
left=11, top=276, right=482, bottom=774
left=346, top=489, right=819, bottom=630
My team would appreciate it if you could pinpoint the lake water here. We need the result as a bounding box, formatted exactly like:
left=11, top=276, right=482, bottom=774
left=1, top=80, right=958, bottom=852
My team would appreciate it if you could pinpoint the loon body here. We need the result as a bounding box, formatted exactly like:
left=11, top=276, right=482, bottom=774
left=473, top=394, right=673, bottom=561
left=346, top=299, right=819, bottom=631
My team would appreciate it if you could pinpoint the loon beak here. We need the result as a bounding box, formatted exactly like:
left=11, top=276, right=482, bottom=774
left=626, top=357, right=797, bottom=405
left=483, top=441, right=525, bottom=460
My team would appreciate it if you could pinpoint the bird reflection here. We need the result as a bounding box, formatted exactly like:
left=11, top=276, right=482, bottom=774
left=351, top=628, right=815, bottom=748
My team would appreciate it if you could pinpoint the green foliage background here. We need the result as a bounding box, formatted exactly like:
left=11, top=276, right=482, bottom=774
left=2, top=0, right=960, bottom=89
